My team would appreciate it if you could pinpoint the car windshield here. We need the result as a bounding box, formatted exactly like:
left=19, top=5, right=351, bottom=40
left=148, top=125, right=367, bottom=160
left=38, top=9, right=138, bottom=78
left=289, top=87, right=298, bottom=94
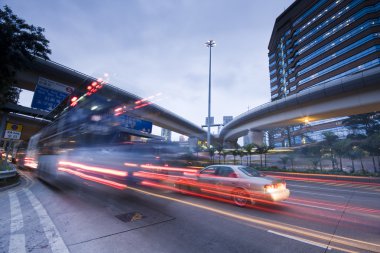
left=238, top=166, right=264, bottom=177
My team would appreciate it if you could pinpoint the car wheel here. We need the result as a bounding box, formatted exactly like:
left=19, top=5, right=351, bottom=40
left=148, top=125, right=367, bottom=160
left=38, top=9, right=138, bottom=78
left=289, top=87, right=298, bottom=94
left=175, top=181, right=187, bottom=194
left=232, top=188, right=250, bottom=207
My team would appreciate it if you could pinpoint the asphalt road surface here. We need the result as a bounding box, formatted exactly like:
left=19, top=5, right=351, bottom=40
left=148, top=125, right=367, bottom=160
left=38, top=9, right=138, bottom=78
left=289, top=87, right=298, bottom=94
left=0, top=170, right=379, bottom=253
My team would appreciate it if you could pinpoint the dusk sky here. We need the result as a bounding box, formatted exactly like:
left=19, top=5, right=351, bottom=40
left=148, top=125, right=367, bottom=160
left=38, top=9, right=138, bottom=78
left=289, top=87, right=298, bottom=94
left=4, top=0, right=294, bottom=135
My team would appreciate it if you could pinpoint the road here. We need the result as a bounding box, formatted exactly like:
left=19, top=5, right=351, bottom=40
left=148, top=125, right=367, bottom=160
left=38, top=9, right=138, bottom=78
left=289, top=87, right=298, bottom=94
left=0, top=170, right=379, bottom=253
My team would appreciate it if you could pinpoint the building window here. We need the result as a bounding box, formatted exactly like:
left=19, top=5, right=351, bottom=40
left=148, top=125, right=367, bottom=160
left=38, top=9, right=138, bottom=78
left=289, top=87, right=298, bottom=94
left=298, top=3, right=380, bottom=55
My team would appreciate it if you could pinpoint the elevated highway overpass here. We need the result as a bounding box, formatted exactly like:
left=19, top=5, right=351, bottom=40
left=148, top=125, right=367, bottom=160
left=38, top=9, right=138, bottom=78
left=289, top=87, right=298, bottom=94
left=1, top=58, right=207, bottom=143
left=219, top=66, right=380, bottom=144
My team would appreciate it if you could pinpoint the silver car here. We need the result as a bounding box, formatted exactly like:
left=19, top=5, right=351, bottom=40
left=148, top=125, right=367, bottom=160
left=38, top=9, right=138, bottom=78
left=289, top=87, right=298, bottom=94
left=176, top=165, right=290, bottom=207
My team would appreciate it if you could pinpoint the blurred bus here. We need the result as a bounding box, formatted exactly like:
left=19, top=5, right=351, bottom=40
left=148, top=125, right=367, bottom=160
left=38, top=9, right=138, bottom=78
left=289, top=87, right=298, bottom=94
left=24, top=81, right=184, bottom=189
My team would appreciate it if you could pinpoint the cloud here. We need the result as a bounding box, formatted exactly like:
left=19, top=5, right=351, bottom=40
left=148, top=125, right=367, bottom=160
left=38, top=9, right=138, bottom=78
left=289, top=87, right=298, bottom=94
left=5, top=0, right=293, bottom=128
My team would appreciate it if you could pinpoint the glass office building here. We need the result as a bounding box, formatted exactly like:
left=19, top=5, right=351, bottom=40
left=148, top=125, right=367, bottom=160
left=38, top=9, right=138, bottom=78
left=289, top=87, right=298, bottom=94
left=267, top=0, right=380, bottom=147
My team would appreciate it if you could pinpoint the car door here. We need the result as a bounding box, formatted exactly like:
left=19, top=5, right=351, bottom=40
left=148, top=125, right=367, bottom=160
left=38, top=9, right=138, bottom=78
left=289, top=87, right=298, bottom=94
left=214, top=166, right=239, bottom=194
left=198, top=166, right=218, bottom=190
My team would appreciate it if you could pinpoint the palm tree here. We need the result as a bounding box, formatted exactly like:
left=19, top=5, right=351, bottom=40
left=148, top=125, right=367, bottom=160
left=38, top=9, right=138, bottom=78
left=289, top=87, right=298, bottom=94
left=254, top=144, right=273, bottom=168
left=280, top=156, right=289, bottom=170
left=239, top=150, right=245, bottom=165
left=322, top=132, right=339, bottom=170
left=231, top=149, right=239, bottom=165
left=333, top=139, right=351, bottom=171
left=244, top=144, right=254, bottom=166
left=221, top=150, right=229, bottom=164
left=361, top=133, right=380, bottom=173
left=346, top=146, right=361, bottom=173
left=288, top=153, right=296, bottom=170
left=215, top=144, right=224, bottom=164
left=208, top=147, right=216, bottom=164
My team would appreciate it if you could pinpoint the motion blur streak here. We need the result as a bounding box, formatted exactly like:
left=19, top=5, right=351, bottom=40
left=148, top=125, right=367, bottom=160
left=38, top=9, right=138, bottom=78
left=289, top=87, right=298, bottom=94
left=133, top=171, right=180, bottom=181
left=271, top=175, right=380, bottom=187
left=58, top=161, right=128, bottom=177
left=123, top=162, right=199, bottom=173
left=290, top=196, right=380, bottom=215
left=129, top=183, right=380, bottom=252
left=58, top=167, right=127, bottom=190
left=271, top=171, right=380, bottom=180
left=140, top=180, right=238, bottom=206
left=139, top=164, right=198, bottom=173
left=123, top=162, right=139, bottom=167
left=142, top=180, right=344, bottom=227
left=24, top=157, right=37, bottom=169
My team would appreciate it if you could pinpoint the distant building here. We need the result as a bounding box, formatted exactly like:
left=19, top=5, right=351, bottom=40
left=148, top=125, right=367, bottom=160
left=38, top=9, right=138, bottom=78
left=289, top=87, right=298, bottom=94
left=223, top=116, right=233, bottom=125
left=161, top=128, right=171, bottom=142
left=243, top=135, right=250, bottom=146
left=179, top=135, right=186, bottom=142
left=268, top=0, right=380, bottom=101
left=267, top=0, right=380, bottom=147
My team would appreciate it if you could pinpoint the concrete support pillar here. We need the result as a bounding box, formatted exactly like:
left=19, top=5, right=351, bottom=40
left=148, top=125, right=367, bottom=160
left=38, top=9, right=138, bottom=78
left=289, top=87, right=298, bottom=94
left=223, top=139, right=238, bottom=149
left=248, top=130, right=264, bottom=145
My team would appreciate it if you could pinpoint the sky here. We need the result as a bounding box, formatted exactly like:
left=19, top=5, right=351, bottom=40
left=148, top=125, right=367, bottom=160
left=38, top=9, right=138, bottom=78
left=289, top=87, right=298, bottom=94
left=4, top=0, right=294, bottom=136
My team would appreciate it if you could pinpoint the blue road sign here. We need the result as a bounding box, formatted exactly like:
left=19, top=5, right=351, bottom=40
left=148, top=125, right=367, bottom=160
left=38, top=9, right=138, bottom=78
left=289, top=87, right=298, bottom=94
left=31, top=77, right=73, bottom=112
left=117, top=115, right=153, bottom=133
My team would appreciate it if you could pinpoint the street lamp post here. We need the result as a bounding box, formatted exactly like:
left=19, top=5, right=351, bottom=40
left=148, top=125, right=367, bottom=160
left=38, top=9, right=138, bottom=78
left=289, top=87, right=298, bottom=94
left=205, top=40, right=215, bottom=149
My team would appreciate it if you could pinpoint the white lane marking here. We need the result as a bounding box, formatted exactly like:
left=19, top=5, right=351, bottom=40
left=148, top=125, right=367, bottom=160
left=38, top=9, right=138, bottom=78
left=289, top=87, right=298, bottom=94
left=8, top=192, right=26, bottom=253
left=24, top=189, right=70, bottom=253
left=291, top=189, right=346, bottom=198
left=9, top=192, right=23, bottom=233
left=287, top=183, right=380, bottom=195
left=9, top=234, right=26, bottom=253
left=283, top=200, right=336, bottom=211
left=268, top=230, right=331, bottom=250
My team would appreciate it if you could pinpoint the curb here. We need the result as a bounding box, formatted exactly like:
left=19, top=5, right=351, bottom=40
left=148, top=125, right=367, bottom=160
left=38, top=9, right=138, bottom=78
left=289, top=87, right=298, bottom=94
left=0, top=177, right=21, bottom=191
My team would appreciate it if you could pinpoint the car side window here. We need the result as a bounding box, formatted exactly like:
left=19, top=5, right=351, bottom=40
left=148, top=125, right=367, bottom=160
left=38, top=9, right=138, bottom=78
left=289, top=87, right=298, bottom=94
left=200, top=166, right=217, bottom=175
left=216, top=167, right=234, bottom=177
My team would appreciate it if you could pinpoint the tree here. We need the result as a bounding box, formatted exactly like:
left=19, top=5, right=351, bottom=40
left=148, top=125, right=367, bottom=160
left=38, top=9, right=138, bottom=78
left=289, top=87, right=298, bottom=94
left=238, top=150, right=245, bottom=165
left=301, top=144, right=323, bottom=170
left=208, top=147, right=215, bottom=164
left=288, top=153, right=296, bottom=170
left=0, top=5, right=51, bottom=106
left=194, top=144, right=203, bottom=160
left=361, top=133, right=380, bottom=173
left=215, top=144, right=224, bottom=164
left=346, top=146, right=363, bottom=173
left=231, top=149, right=239, bottom=165
left=254, top=144, right=272, bottom=168
left=244, top=144, right=254, bottom=166
left=332, top=139, right=351, bottom=171
left=280, top=156, right=289, bottom=170
left=221, top=150, right=228, bottom=164
left=343, top=112, right=380, bottom=137
left=322, top=132, right=339, bottom=169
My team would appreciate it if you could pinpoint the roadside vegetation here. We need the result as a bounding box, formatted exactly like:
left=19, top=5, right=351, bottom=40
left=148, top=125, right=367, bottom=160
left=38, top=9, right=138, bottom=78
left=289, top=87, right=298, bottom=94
left=188, top=113, right=380, bottom=177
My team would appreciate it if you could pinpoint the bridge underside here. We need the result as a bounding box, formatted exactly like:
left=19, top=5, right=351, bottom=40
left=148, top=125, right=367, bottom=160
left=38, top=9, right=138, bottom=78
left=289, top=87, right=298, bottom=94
left=220, top=66, right=380, bottom=142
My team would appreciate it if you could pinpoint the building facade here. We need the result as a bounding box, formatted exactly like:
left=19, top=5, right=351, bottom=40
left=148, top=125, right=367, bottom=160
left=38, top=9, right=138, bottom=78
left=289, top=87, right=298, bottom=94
left=267, top=0, right=380, bottom=147
left=268, top=0, right=380, bottom=101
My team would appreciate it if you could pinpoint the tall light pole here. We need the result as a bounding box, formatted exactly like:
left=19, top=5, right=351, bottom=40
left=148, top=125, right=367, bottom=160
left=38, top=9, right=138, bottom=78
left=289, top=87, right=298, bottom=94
left=205, top=40, right=215, bottom=149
